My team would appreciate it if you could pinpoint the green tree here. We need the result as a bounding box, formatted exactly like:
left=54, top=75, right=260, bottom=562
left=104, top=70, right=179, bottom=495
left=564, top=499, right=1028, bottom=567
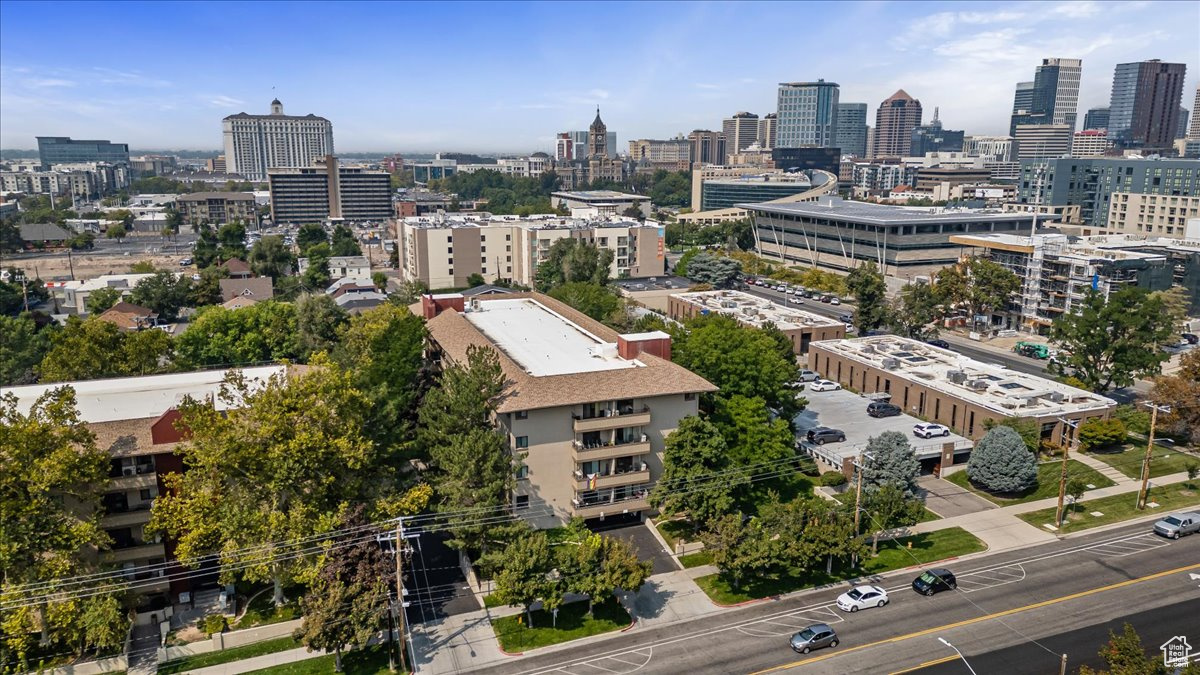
left=189, top=264, right=229, bottom=308
left=860, top=485, right=925, bottom=554
left=417, top=344, right=506, bottom=449
left=104, top=223, right=127, bottom=245
left=1077, top=418, right=1127, bottom=451
left=649, top=416, right=745, bottom=528
left=248, top=235, right=296, bottom=280
left=330, top=225, right=362, bottom=257
left=1078, top=623, right=1170, bottom=675
left=38, top=317, right=126, bottom=382
left=1150, top=350, right=1200, bottom=445
left=295, top=293, right=349, bottom=361
left=701, top=513, right=775, bottom=589
left=174, top=301, right=299, bottom=368
left=217, top=221, right=247, bottom=261
left=889, top=282, right=941, bottom=339
left=860, top=431, right=920, bottom=497
left=1, top=274, right=49, bottom=316
left=673, top=248, right=700, bottom=277
left=193, top=223, right=221, bottom=269
left=712, top=394, right=796, bottom=468
left=566, top=534, right=651, bottom=616
left=967, top=426, right=1038, bottom=494
left=371, top=271, right=388, bottom=292
left=982, top=417, right=1041, bottom=454
left=122, top=328, right=174, bottom=376
left=934, top=257, right=1020, bottom=327
left=0, top=387, right=121, bottom=666
left=1049, top=287, right=1176, bottom=392
left=547, top=281, right=621, bottom=322
left=149, top=361, right=384, bottom=606
left=129, top=260, right=157, bottom=273
left=492, top=530, right=554, bottom=627
left=685, top=253, right=742, bottom=288
left=673, top=314, right=796, bottom=412
left=0, top=315, right=54, bottom=385
left=466, top=272, right=486, bottom=288
left=86, top=287, right=123, bottom=314
left=302, top=243, right=333, bottom=291
left=534, top=239, right=614, bottom=291
left=130, top=270, right=193, bottom=322
left=846, top=262, right=888, bottom=334
left=296, top=223, right=328, bottom=257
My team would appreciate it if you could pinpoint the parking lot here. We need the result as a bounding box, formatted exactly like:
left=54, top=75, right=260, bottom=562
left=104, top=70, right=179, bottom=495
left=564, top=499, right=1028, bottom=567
left=793, top=386, right=972, bottom=470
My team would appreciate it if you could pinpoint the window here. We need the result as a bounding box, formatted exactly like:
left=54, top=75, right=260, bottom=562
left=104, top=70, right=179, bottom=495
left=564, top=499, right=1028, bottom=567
left=516, top=464, right=529, bottom=479
left=515, top=410, right=528, bottom=420
left=684, top=392, right=697, bottom=401
left=140, top=489, right=153, bottom=501
left=515, top=436, right=529, bottom=449
left=447, top=247, right=453, bottom=253
left=514, top=495, right=530, bottom=509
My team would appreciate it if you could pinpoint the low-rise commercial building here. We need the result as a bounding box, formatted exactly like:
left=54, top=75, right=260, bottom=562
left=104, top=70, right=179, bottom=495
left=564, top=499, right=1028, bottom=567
left=667, top=290, right=844, bottom=354
left=747, top=196, right=1037, bottom=276
left=699, top=173, right=816, bottom=210
left=680, top=169, right=838, bottom=226
left=175, top=191, right=257, bottom=226
left=809, top=336, right=1115, bottom=445
left=422, top=292, right=716, bottom=527
left=550, top=190, right=651, bottom=218
left=1071, top=130, right=1112, bottom=158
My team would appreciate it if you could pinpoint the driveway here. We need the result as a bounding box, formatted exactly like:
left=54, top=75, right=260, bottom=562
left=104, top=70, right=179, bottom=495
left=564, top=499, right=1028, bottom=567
left=405, top=531, right=481, bottom=621
left=591, top=520, right=680, bottom=575
left=916, top=474, right=996, bottom=518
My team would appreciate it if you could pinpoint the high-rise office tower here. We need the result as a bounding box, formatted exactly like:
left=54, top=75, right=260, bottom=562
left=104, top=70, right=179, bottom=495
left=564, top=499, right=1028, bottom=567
left=1179, top=108, right=1191, bottom=140
left=1108, top=60, right=1187, bottom=148
left=1189, top=86, right=1200, bottom=140
left=1012, top=82, right=1035, bottom=114
left=722, top=112, right=760, bottom=157
left=1082, top=107, right=1110, bottom=131
left=776, top=79, right=840, bottom=148
left=222, top=99, right=334, bottom=181
left=687, top=130, right=727, bottom=165
left=1009, top=59, right=1082, bottom=135
left=757, top=113, right=777, bottom=150
left=909, top=108, right=964, bottom=156
left=834, top=103, right=868, bottom=158
left=37, top=137, right=129, bottom=169
left=872, top=90, right=922, bottom=158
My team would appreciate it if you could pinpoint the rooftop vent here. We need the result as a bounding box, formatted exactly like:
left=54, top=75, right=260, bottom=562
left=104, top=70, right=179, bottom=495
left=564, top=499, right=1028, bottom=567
left=967, top=379, right=990, bottom=390
left=948, top=371, right=968, bottom=384
left=1045, top=391, right=1065, bottom=403
left=881, top=358, right=901, bottom=370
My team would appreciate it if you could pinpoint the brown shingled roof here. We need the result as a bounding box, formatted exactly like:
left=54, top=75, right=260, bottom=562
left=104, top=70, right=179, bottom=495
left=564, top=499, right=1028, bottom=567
left=425, top=291, right=716, bottom=413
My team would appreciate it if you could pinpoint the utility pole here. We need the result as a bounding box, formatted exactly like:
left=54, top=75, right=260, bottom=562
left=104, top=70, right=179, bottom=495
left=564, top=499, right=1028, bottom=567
left=1059, top=653, right=1068, bottom=675
left=393, top=518, right=408, bottom=673
left=852, top=459, right=865, bottom=536
left=1137, top=403, right=1172, bottom=510
left=1055, top=418, right=1078, bottom=527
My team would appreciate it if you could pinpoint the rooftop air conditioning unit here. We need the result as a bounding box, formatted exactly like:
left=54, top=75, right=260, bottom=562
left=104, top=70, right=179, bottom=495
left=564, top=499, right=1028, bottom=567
left=469, top=298, right=482, bottom=311
left=968, top=379, right=990, bottom=390
left=948, top=371, right=968, bottom=384
left=122, top=466, right=136, bottom=477
left=1046, top=391, right=1065, bottom=402
left=881, top=358, right=900, bottom=370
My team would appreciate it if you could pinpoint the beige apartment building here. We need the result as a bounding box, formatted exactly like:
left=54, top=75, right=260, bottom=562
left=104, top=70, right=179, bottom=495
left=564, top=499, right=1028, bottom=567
left=422, top=292, right=715, bottom=527
left=809, top=336, right=1115, bottom=446
left=668, top=290, right=844, bottom=354
left=175, top=191, right=257, bottom=226
left=1106, top=192, right=1200, bottom=237
left=396, top=214, right=666, bottom=289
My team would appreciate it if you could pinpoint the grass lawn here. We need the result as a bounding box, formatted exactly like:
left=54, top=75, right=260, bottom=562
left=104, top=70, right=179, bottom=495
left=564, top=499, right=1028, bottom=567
left=1017, top=482, right=1200, bottom=534
left=693, top=527, right=986, bottom=605
left=242, top=644, right=396, bottom=674
left=945, top=460, right=1115, bottom=505
left=159, top=636, right=301, bottom=674
left=234, top=585, right=302, bottom=630
left=655, top=519, right=697, bottom=550
left=1086, top=443, right=1199, bottom=481
left=482, top=593, right=505, bottom=609
left=678, top=550, right=713, bottom=568
left=832, top=492, right=941, bottom=523
left=491, top=597, right=630, bottom=652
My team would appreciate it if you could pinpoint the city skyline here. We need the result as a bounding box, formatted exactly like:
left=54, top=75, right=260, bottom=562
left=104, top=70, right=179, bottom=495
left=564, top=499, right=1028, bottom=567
left=1, top=0, right=1197, bottom=153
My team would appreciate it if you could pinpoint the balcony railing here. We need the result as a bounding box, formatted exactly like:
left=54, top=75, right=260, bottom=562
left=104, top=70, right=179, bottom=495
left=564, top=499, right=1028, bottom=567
left=101, top=506, right=154, bottom=528
left=110, top=473, right=158, bottom=491
left=571, top=437, right=651, bottom=462
left=103, top=542, right=166, bottom=564
left=570, top=492, right=651, bottom=519
left=574, top=466, right=650, bottom=492
left=572, top=406, right=651, bottom=433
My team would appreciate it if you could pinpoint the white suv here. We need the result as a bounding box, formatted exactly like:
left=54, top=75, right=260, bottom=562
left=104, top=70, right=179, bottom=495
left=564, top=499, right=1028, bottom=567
left=913, top=423, right=951, bottom=439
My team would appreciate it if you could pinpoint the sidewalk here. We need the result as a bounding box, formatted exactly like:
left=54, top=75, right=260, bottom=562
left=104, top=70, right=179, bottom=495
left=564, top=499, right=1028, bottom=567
left=183, top=646, right=324, bottom=675
left=1067, top=451, right=1136, bottom=487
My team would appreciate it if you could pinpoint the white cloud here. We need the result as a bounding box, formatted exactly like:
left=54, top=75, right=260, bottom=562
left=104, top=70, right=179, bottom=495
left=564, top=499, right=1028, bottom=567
left=206, top=95, right=245, bottom=108
left=1051, top=1, right=1101, bottom=18
left=25, top=78, right=75, bottom=88
left=694, top=83, right=721, bottom=90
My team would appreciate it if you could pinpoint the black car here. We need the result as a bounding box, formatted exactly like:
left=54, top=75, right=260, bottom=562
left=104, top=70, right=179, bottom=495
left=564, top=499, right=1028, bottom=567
left=912, top=568, right=956, bottom=596
left=806, top=427, right=846, bottom=445
left=867, top=401, right=901, bottom=418
left=1182, top=333, right=1199, bottom=345
left=925, top=338, right=951, bottom=349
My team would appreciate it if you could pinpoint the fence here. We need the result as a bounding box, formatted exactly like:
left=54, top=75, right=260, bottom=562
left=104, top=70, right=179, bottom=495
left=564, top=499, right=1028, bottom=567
left=157, top=618, right=303, bottom=663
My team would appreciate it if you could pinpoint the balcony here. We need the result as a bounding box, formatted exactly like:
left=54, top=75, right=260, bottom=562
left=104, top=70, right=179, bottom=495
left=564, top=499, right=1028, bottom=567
left=571, top=495, right=651, bottom=519
left=572, top=407, right=650, bottom=433
left=575, top=466, right=650, bottom=492
left=572, top=439, right=652, bottom=463
left=110, top=473, right=157, bottom=491
left=103, top=542, right=165, bottom=564
left=101, top=507, right=153, bottom=529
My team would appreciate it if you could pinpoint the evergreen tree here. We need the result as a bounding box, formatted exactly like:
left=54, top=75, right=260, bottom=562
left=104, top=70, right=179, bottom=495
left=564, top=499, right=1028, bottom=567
left=967, top=426, right=1038, bottom=493
left=860, top=431, right=920, bottom=497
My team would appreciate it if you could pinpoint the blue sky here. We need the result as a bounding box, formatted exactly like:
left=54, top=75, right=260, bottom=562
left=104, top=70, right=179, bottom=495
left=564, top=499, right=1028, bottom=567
left=1, top=0, right=1197, bottom=153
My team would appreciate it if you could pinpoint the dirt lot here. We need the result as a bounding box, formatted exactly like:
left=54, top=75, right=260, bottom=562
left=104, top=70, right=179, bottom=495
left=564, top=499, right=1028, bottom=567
left=8, top=251, right=187, bottom=282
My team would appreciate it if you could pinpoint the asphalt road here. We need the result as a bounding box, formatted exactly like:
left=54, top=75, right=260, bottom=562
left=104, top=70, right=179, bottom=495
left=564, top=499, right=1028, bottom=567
left=8, top=233, right=197, bottom=259
left=462, top=523, right=1200, bottom=675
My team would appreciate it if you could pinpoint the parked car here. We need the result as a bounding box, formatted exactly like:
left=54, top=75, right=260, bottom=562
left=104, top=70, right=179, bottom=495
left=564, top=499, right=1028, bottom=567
left=819, top=294, right=833, bottom=303
left=839, top=314, right=853, bottom=323
left=796, top=369, right=820, bottom=382
left=809, top=379, right=842, bottom=392
left=912, top=568, right=956, bottom=595
left=178, top=257, right=193, bottom=266
left=1181, top=333, right=1199, bottom=345
left=1153, top=512, right=1200, bottom=539
left=867, top=401, right=902, bottom=418
left=806, top=427, right=846, bottom=445
left=790, top=624, right=839, bottom=654
left=836, top=585, right=889, bottom=612
left=925, top=338, right=951, bottom=349
left=830, top=297, right=842, bottom=305
left=913, top=423, right=951, bottom=439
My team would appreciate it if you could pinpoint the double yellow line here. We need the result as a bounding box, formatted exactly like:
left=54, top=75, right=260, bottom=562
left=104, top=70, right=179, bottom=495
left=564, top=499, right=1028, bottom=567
left=750, top=561, right=1200, bottom=674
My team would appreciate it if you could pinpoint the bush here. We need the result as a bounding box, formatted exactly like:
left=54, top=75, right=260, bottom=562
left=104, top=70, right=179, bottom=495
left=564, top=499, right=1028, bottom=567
left=202, top=614, right=228, bottom=635
left=819, top=471, right=848, bottom=487
left=1113, top=404, right=1151, bottom=436
left=967, top=426, right=1038, bottom=494
left=1077, top=418, right=1127, bottom=451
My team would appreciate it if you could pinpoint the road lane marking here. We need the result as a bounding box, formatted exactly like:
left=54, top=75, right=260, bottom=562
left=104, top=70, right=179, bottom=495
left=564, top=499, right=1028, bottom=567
left=747, top=561, right=1200, bottom=674
left=888, top=654, right=961, bottom=674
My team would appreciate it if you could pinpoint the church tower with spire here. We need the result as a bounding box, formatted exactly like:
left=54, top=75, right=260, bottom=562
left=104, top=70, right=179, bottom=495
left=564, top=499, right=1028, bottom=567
left=588, top=107, right=608, bottom=158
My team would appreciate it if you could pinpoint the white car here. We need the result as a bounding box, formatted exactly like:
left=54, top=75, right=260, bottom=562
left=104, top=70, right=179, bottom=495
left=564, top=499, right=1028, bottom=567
left=836, top=585, right=889, bottom=613
left=914, top=423, right=951, bottom=439
left=830, top=297, right=842, bottom=305
left=796, top=370, right=820, bottom=382
left=809, top=380, right=842, bottom=392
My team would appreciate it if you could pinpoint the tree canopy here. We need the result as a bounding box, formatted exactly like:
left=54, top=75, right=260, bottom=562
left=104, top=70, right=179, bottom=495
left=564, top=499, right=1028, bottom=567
left=534, top=239, right=614, bottom=291
left=174, top=301, right=299, bottom=368
left=846, top=262, right=888, bottom=334
left=649, top=416, right=745, bottom=528
left=546, top=282, right=622, bottom=322
left=967, top=426, right=1037, bottom=494
left=860, top=431, right=920, bottom=497
left=685, top=253, right=742, bottom=288
left=39, top=316, right=173, bottom=382
left=672, top=313, right=797, bottom=412
left=933, top=257, right=1020, bottom=323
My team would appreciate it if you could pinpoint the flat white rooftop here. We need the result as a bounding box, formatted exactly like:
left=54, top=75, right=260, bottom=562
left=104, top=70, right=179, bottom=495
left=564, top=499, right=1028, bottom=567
left=672, top=290, right=843, bottom=330
left=813, top=336, right=1115, bottom=418
left=3, top=365, right=286, bottom=423
left=463, top=298, right=642, bottom=377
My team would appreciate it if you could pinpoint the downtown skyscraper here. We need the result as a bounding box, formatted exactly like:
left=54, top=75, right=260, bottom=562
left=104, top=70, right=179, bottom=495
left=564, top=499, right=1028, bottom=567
left=834, top=103, right=868, bottom=158
left=1009, top=58, right=1082, bottom=135
left=872, top=90, right=922, bottom=158
left=775, top=80, right=840, bottom=148
left=1108, top=59, right=1188, bottom=148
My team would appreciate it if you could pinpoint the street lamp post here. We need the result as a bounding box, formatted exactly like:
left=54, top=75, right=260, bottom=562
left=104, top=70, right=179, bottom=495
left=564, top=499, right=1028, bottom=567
left=937, top=637, right=978, bottom=675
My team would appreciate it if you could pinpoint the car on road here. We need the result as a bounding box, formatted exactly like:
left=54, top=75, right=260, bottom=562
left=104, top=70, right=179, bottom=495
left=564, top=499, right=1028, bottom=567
left=1013, top=341, right=1050, bottom=359
left=925, top=338, right=951, bottom=350
left=839, top=313, right=853, bottom=323
left=790, top=623, right=839, bottom=654
left=796, top=369, right=820, bottom=382
left=819, top=294, right=833, bottom=303
left=913, top=423, right=951, bottom=439
left=1182, top=333, right=1199, bottom=345
left=912, top=568, right=956, bottom=595
left=836, top=585, right=889, bottom=612
left=1153, top=512, right=1200, bottom=539
left=179, top=257, right=193, bottom=266
left=867, top=401, right=902, bottom=418
left=830, top=297, right=841, bottom=305
left=808, top=379, right=842, bottom=392
left=806, top=427, right=846, bottom=445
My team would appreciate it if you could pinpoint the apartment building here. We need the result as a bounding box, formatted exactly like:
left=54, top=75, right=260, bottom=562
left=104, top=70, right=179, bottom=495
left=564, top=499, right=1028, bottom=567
left=809, top=336, right=1115, bottom=446
left=222, top=99, right=334, bottom=181
left=268, top=155, right=390, bottom=224
left=175, top=191, right=257, bottom=226
left=668, top=290, right=844, bottom=354
left=1071, top=130, right=1112, bottom=158
left=421, top=292, right=716, bottom=527
left=5, top=366, right=288, bottom=604
left=396, top=213, right=664, bottom=289
left=1106, top=192, right=1200, bottom=237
